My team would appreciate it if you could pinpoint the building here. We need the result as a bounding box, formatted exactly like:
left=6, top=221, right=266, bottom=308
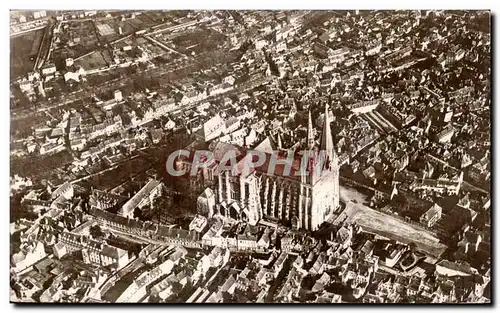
left=209, top=104, right=340, bottom=231
left=189, top=215, right=208, bottom=233
left=119, top=179, right=164, bottom=218
left=64, top=71, right=80, bottom=84
left=195, top=114, right=226, bottom=142
left=41, top=63, right=57, bottom=76
left=435, top=260, right=477, bottom=277
left=197, top=187, right=216, bottom=217
left=469, top=161, right=490, bottom=185
left=33, top=10, right=47, bottom=19
left=436, top=124, right=455, bottom=144
left=89, top=189, right=129, bottom=211
left=11, top=241, right=46, bottom=273
left=114, top=90, right=123, bottom=102
left=419, top=203, right=443, bottom=228
left=50, top=181, right=74, bottom=200
left=385, top=245, right=407, bottom=268
left=348, top=100, right=380, bottom=114
left=82, top=244, right=129, bottom=269
left=65, top=58, right=74, bottom=67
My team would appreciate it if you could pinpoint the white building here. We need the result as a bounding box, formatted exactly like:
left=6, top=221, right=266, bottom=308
left=11, top=242, right=46, bottom=273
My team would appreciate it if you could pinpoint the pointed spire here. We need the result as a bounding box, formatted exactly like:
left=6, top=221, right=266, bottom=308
left=320, top=103, right=334, bottom=154
left=307, top=110, right=315, bottom=150
left=320, top=103, right=339, bottom=168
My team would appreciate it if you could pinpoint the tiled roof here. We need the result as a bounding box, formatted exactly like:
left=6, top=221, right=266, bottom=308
left=120, top=179, right=162, bottom=215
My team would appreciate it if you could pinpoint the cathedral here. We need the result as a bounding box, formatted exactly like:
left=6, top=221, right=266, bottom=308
left=199, top=103, right=341, bottom=231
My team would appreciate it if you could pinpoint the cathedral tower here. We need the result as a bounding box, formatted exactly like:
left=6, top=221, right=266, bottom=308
left=308, top=103, right=340, bottom=230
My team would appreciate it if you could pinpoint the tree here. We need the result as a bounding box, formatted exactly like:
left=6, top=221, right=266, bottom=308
left=89, top=225, right=105, bottom=240
left=151, top=196, right=169, bottom=223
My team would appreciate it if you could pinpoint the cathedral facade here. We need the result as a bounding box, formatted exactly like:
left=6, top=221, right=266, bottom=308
left=207, top=104, right=340, bottom=231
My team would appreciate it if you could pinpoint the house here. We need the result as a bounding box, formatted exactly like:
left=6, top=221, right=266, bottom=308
left=363, top=292, right=385, bottom=303
left=244, top=129, right=258, bottom=148
left=228, top=128, right=247, bottom=147
left=64, top=69, right=84, bottom=83
left=313, top=42, right=331, bottom=59
left=407, top=277, right=421, bottom=297
left=41, top=63, right=57, bottom=76
left=52, top=242, right=67, bottom=259
left=116, top=254, right=181, bottom=302
left=393, top=275, right=409, bottom=295
left=336, top=225, right=353, bottom=248
left=220, top=275, right=237, bottom=295
left=164, top=118, right=176, bottom=130
left=11, top=175, right=33, bottom=193
left=189, top=215, right=208, bottom=233
left=70, top=139, right=85, bottom=151
left=197, top=247, right=230, bottom=274
left=419, top=203, right=442, bottom=228
left=469, top=161, right=490, bottom=185
left=310, top=253, right=327, bottom=276
left=33, top=10, right=47, bottom=19
left=255, top=39, right=268, bottom=50
left=18, top=79, right=33, bottom=94
left=385, top=245, right=407, bottom=268
left=39, top=143, right=65, bottom=155
left=82, top=243, right=129, bottom=269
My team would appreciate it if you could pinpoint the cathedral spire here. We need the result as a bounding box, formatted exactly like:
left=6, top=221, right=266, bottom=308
left=320, top=103, right=334, bottom=156
left=307, top=110, right=315, bottom=150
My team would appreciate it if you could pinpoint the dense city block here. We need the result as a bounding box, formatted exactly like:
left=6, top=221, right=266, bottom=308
left=10, top=10, right=491, bottom=304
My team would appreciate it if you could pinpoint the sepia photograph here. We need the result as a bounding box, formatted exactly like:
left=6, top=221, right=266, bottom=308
left=9, top=9, right=491, bottom=304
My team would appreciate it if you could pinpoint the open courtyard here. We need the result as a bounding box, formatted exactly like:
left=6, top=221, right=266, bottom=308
left=340, top=185, right=447, bottom=259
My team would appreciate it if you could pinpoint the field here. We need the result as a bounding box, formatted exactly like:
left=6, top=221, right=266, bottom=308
left=170, top=28, right=227, bottom=55
left=118, top=22, right=136, bottom=37
left=10, top=28, right=45, bottom=80
left=142, top=12, right=170, bottom=24
left=96, top=23, right=115, bottom=37
left=340, top=186, right=447, bottom=259
left=125, top=14, right=160, bottom=30
left=101, top=49, right=113, bottom=64
left=74, top=50, right=110, bottom=71
left=94, top=19, right=126, bottom=43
